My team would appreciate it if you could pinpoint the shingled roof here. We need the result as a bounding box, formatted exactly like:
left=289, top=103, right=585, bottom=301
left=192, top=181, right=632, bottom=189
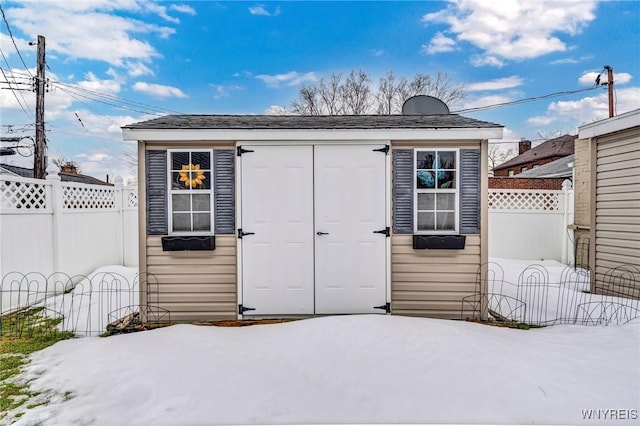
left=494, top=134, right=576, bottom=172
left=123, top=114, right=502, bottom=130
left=0, top=163, right=113, bottom=186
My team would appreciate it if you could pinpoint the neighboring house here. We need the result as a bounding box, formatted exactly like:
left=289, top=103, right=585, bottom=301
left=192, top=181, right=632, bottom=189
left=574, top=108, right=640, bottom=297
left=123, top=98, right=503, bottom=322
left=489, top=155, right=574, bottom=190
left=0, top=163, right=113, bottom=186
left=493, top=134, right=576, bottom=177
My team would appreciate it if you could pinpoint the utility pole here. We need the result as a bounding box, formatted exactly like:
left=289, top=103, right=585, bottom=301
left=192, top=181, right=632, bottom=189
left=604, top=65, right=614, bottom=118
left=34, top=35, right=46, bottom=179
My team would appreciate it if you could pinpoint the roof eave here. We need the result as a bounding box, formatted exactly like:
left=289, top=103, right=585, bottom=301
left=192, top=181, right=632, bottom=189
left=122, top=127, right=504, bottom=142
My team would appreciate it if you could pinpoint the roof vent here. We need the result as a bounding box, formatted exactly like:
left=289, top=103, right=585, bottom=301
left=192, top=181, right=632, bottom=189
left=402, top=95, right=450, bottom=115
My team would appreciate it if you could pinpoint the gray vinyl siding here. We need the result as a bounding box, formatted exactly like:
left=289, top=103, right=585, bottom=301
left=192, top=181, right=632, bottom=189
left=146, top=150, right=168, bottom=235
left=392, top=149, right=414, bottom=234
left=594, top=127, right=640, bottom=297
left=146, top=235, right=237, bottom=321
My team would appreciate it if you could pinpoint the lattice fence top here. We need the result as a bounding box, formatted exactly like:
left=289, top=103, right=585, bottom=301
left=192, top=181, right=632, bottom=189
left=0, top=178, right=48, bottom=210
left=63, top=184, right=115, bottom=209
left=488, top=190, right=560, bottom=211
left=126, top=190, right=138, bottom=208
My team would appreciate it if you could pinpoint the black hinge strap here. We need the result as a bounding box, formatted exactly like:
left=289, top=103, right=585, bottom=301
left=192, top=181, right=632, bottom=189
left=373, top=227, right=390, bottom=237
left=374, top=302, right=390, bottom=313
left=237, top=146, right=254, bottom=156
left=373, top=145, right=389, bottom=154
left=237, top=228, right=255, bottom=238
left=239, top=304, right=256, bottom=314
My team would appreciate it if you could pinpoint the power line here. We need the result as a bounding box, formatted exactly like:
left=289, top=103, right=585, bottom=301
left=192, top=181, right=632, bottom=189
left=452, top=86, right=602, bottom=114
left=0, top=3, right=33, bottom=77
left=0, top=50, right=33, bottom=119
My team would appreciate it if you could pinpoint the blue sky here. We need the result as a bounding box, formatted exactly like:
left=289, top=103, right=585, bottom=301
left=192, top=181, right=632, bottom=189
left=1, top=0, right=638, bottom=182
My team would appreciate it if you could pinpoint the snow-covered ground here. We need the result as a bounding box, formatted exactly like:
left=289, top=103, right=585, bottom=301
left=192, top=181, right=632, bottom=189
left=4, top=259, right=640, bottom=425
left=488, top=257, right=640, bottom=325
left=12, top=315, right=640, bottom=425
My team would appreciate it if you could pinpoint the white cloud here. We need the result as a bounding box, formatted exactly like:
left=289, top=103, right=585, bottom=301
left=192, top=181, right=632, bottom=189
left=132, top=82, right=187, bottom=98
left=371, top=49, right=385, bottom=57
left=421, top=32, right=457, bottom=54
left=458, top=94, right=516, bottom=111
left=423, top=0, right=597, bottom=63
left=170, top=4, right=197, bottom=15
left=578, top=71, right=632, bottom=86
left=4, top=2, right=177, bottom=69
left=77, top=72, right=122, bottom=96
left=125, top=61, right=154, bottom=77
left=470, top=54, right=504, bottom=68
left=265, top=105, right=289, bottom=115
left=256, top=71, right=317, bottom=88
left=210, top=84, right=243, bottom=99
left=467, top=76, right=524, bottom=91
left=526, top=87, right=640, bottom=127
left=249, top=4, right=281, bottom=17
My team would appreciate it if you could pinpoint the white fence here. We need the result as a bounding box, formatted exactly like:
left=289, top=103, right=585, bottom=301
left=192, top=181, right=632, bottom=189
left=0, top=170, right=138, bottom=289
left=488, top=181, right=574, bottom=263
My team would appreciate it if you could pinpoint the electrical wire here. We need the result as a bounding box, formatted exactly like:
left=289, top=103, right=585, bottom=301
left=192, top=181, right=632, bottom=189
left=452, top=86, right=602, bottom=114
left=0, top=51, right=33, bottom=119
left=0, top=4, right=33, bottom=77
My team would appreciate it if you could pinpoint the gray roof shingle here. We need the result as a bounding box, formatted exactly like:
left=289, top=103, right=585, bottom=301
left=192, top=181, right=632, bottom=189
left=494, top=134, right=576, bottom=171
left=123, top=114, right=502, bottom=130
left=517, top=154, right=574, bottom=178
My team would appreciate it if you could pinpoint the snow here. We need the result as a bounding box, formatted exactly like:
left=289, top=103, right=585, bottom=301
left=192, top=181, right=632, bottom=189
left=488, top=257, right=640, bottom=325
left=6, top=260, right=640, bottom=425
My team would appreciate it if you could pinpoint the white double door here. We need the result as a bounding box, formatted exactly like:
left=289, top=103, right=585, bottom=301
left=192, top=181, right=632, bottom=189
left=241, top=144, right=387, bottom=315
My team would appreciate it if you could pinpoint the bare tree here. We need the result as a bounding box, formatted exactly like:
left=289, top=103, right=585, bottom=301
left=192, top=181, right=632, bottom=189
left=291, top=69, right=465, bottom=115
left=488, top=143, right=516, bottom=173
left=52, top=156, right=81, bottom=173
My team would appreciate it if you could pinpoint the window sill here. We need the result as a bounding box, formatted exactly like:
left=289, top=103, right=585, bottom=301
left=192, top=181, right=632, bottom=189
left=412, top=234, right=466, bottom=250
left=161, top=235, right=216, bottom=251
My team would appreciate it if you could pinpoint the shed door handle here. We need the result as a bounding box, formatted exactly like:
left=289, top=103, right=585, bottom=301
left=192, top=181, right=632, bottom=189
left=316, top=231, right=329, bottom=236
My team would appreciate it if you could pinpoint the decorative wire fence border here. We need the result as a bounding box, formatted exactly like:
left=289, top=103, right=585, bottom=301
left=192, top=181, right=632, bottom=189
left=1, top=271, right=169, bottom=338
left=462, top=262, right=640, bottom=326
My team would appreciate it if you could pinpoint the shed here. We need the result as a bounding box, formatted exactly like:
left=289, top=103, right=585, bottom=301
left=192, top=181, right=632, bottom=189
left=576, top=108, right=640, bottom=297
left=123, top=104, right=503, bottom=321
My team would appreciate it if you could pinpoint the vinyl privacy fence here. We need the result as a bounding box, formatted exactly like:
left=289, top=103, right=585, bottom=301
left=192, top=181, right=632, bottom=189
left=0, top=170, right=138, bottom=311
left=488, top=181, right=574, bottom=263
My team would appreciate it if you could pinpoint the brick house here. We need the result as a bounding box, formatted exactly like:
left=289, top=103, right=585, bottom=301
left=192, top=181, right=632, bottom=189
left=493, top=134, right=576, bottom=177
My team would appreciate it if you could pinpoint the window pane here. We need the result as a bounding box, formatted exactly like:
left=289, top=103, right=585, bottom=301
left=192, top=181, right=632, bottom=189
left=172, top=194, right=190, bottom=211
left=436, top=193, right=455, bottom=210
left=417, top=171, right=435, bottom=189
left=417, top=193, right=435, bottom=210
left=193, top=213, right=211, bottom=231
left=438, top=151, right=456, bottom=169
left=172, top=213, right=191, bottom=232
left=171, top=152, right=189, bottom=171
left=417, top=212, right=435, bottom=231
left=191, top=152, right=211, bottom=170
left=437, top=171, right=455, bottom=189
left=192, top=194, right=211, bottom=211
left=416, top=151, right=435, bottom=169
left=436, top=212, right=455, bottom=230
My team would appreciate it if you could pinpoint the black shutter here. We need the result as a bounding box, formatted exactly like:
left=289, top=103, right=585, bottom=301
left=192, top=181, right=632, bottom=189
left=460, top=149, right=481, bottom=234
left=214, top=150, right=235, bottom=234
left=392, top=149, right=414, bottom=234
left=146, top=150, right=168, bottom=235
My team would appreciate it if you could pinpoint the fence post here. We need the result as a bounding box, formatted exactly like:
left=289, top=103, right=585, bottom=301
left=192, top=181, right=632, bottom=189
left=46, top=164, right=64, bottom=272
left=114, top=176, right=125, bottom=266
left=561, top=179, right=572, bottom=264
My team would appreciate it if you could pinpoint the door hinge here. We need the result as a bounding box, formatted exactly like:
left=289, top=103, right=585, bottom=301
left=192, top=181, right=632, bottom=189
left=374, top=302, right=390, bottom=313
left=373, top=145, right=389, bottom=155
left=373, top=227, right=390, bottom=237
left=237, top=228, right=255, bottom=238
left=237, top=146, right=254, bottom=156
left=239, top=304, right=256, bottom=314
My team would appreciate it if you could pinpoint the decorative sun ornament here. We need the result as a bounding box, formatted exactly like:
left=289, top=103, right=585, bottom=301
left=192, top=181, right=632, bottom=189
left=179, top=164, right=206, bottom=188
